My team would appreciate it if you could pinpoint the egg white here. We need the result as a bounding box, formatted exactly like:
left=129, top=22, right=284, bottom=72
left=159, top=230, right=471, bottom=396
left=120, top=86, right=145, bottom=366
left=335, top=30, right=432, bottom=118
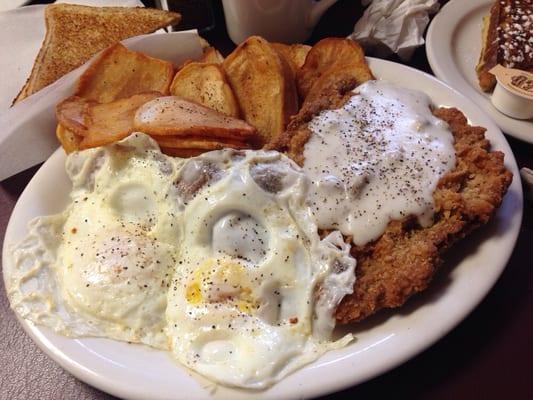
left=8, top=134, right=185, bottom=349
left=165, top=150, right=356, bottom=388
left=8, top=134, right=357, bottom=388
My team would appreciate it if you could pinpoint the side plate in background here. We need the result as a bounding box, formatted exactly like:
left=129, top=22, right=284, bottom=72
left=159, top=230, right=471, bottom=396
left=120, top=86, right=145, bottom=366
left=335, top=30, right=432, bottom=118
left=426, top=0, right=533, bottom=144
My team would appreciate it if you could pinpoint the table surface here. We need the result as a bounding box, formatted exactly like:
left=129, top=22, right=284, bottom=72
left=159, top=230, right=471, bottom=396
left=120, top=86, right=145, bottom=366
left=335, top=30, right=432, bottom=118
left=1, top=1, right=532, bottom=399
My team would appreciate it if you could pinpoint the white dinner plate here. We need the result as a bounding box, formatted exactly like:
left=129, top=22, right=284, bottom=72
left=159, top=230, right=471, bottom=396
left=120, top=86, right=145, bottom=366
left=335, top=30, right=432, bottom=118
left=2, top=58, right=523, bottom=400
left=426, top=0, right=533, bottom=144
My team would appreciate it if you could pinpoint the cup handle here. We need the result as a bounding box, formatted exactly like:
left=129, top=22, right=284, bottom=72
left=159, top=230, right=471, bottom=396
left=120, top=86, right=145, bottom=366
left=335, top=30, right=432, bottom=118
left=308, top=0, right=338, bottom=28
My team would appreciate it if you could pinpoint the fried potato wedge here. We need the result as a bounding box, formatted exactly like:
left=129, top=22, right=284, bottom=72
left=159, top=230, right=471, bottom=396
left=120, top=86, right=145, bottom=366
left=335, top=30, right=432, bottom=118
left=160, top=147, right=205, bottom=158
left=155, top=135, right=249, bottom=158
left=56, top=123, right=82, bottom=153
left=56, top=95, right=93, bottom=134
left=303, top=63, right=375, bottom=108
left=170, top=62, right=240, bottom=117
left=133, top=96, right=259, bottom=145
left=297, top=38, right=372, bottom=99
left=200, top=47, right=224, bottom=64
left=272, top=43, right=311, bottom=76
left=75, top=43, right=173, bottom=103
left=222, top=36, right=298, bottom=145
left=56, top=92, right=161, bottom=149
left=151, top=135, right=248, bottom=149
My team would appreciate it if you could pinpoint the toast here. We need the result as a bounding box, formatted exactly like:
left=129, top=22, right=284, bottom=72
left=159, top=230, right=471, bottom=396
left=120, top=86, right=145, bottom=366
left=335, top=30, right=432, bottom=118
left=222, top=36, right=298, bottom=145
left=14, top=4, right=180, bottom=104
left=476, top=0, right=533, bottom=92
left=170, top=62, right=240, bottom=118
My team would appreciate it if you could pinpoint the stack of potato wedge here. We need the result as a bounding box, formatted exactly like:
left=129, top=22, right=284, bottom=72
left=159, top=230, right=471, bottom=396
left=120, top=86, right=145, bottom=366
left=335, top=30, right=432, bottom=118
left=55, top=35, right=374, bottom=157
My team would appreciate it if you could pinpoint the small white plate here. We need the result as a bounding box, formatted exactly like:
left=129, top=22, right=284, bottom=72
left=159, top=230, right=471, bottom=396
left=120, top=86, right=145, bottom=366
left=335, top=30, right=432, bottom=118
left=426, top=0, right=533, bottom=143
left=2, top=58, right=523, bottom=400
left=426, top=0, right=533, bottom=144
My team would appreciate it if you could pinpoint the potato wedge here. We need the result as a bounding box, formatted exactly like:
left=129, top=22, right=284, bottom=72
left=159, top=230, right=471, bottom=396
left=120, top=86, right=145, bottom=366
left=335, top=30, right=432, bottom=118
left=151, top=135, right=248, bottom=149
left=159, top=137, right=249, bottom=158
left=134, top=96, right=260, bottom=145
left=272, top=43, right=311, bottom=76
left=57, top=92, right=161, bottom=149
left=56, top=96, right=93, bottom=134
left=76, top=43, right=173, bottom=103
left=160, top=147, right=205, bottom=158
left=222, top=36, right=298, bottom=145
left=200, top=47, right=224, bottom=64
left=297, top=38, right=371, bottom=99
left=56, top=123, right=82, bottom=153
left=170, top=62, right=240, bottom=117
left=303, top=63, right=375, bottom=107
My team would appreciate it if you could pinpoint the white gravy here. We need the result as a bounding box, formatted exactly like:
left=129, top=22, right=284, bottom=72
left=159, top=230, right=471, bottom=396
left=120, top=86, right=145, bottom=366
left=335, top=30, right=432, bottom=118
left=303, top=80, right=456, bottom=246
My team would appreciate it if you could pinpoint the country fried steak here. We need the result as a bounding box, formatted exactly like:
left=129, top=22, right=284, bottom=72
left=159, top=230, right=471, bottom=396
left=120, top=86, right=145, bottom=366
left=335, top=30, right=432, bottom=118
left=269, top=80, right=513, bottom=324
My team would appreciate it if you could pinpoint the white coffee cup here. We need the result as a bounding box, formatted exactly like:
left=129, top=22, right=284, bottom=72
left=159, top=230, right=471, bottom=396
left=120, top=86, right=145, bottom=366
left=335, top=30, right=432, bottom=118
left=221, top=0, right=338, bottom=44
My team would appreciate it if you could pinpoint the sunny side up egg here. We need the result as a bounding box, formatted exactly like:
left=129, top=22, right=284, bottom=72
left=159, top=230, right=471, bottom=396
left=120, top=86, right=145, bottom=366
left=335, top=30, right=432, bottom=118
left=7, top=133, right=357, bottom=389
left=8, top=134, right=184, bottom=349
left=166, top=150, right=356, bottom=388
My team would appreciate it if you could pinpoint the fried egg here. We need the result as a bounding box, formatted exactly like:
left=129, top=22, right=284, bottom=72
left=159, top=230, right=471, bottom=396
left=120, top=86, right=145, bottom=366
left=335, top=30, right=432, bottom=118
left=8, top=134, right=357, bottom=388
left=8, top=134, right=185, bottom=349
left=165, top=150, right=356, bottom=388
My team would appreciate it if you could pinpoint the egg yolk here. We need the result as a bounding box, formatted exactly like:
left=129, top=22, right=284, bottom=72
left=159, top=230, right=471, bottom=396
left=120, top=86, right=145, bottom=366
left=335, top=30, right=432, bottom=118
left=185, top=257, right=258, bottom=313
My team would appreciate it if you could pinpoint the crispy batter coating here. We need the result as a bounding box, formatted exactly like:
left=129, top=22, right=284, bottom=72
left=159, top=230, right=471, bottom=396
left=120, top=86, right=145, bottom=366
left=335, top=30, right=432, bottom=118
left=270, top=88, right=513, bottom=324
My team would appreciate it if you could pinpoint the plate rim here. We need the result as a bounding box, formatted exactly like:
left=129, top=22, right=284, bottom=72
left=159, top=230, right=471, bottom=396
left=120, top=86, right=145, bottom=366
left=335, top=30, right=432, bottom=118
left=2, top=57, right=524, bottom=400
left=426, top=0, right=533, bottom=144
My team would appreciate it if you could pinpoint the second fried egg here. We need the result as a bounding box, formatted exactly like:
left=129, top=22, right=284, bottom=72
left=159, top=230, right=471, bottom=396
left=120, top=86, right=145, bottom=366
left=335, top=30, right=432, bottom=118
left=166, top=150, right=356, bottom=388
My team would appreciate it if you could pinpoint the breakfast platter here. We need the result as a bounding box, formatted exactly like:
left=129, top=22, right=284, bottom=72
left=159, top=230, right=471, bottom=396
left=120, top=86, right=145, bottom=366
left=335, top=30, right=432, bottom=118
left=3, top=56, right=522, bottom=400
left=2, top=1, right=531, bottom=399
left=426, top=0, right=533, bottom=144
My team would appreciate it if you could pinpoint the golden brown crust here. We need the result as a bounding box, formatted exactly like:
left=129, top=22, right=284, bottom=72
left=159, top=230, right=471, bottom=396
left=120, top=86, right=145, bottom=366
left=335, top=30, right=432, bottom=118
left=336, top=107, right=512, bottom=323
left=274, top=84, right=513, bottom=324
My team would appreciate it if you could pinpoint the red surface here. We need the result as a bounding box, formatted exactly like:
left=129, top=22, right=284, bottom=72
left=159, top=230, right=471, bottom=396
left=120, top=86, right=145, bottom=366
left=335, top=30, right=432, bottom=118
left=1, top=1, right=532, bottom=399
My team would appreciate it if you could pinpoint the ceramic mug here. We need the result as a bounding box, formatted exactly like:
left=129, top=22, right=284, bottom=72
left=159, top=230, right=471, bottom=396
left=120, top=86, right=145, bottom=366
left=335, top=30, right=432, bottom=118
left=221, top=0, right=338, bottom=44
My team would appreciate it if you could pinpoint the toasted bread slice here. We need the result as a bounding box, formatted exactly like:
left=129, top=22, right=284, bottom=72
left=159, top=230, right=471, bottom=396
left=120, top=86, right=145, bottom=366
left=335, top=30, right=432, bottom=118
left=170, top=62, right=240, bottom=117
left=133, top=96, right=260, bottom=145
left=475, top=0, right=533, bottom=92
left=14, top=4, right=180, bottom=104
left=297, top=38, right=372, bottom=100
left=222, top=36, right=298, bottom=145
left=200, top=47, right=224, bottom=64
left=56, top=92, right=161, bottom=149
left=75, top=43, right=174, bottom=103
left=272, top=43, right=311, bottom=76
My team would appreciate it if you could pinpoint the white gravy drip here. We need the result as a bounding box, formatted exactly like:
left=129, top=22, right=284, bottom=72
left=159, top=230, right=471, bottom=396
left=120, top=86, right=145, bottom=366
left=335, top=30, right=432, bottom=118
left=303, top=80, right=456, bottom=246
